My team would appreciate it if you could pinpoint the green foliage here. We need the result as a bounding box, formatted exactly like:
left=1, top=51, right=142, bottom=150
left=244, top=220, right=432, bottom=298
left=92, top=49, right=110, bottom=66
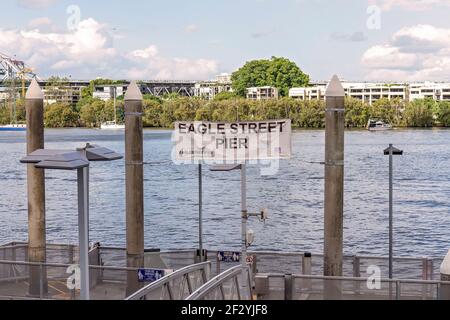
left=143, top=94, right=163, bottom=104
left=404, top=99, right=435, bottom=127
left=345, top=97, right=370, bottom=128
left=231, top=57, right=310, bottom=97
left=0, top=105, right=10, bottom=125
left=143, top=99, right=163, bottom=127
left=41, top=90, right=449, bottom=129
left=435, top=101, right=450, bottom=127
left=214, top=91, right=238, bottom=101
left=79, top=99, right=110, bottom=128
left=44, top=103, right=79, bottom=128
left=370, top=98, right=405, bottom=126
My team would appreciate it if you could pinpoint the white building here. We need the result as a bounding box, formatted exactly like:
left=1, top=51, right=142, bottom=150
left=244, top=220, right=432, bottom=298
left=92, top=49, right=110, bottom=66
left=289, top=86, right=326, bottom=101
left=93, top=85, right=127, bottom=101
left=290, top=81, right=450, bottom=104
left=409, top=82, right=450, bottom=101
left=194, top=74, right=233, bottom=100
left=247, top=86, right=279, bottom=100
left=290, top=82, right=408, bottom=104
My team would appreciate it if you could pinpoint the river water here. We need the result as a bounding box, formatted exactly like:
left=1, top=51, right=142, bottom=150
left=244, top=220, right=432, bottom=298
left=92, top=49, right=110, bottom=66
left=0, top=129, right=449, bottom=258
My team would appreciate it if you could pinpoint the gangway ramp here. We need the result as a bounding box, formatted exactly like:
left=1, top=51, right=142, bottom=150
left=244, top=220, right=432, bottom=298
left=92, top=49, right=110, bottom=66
left=186, top=265, right=253, bottom=301
left=125, top=261, right=211, bottom=300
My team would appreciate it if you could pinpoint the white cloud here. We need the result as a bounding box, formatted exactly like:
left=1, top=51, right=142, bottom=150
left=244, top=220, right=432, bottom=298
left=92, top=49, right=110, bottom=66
left=0, top=18, right=219, bottom=80
left=127, top=46, right=218, bottom=80
left=17, top=0, right=59, bottom=9
left=378, top=0, right=450, bottom=11
left=362, top=24, right=450, bottom=81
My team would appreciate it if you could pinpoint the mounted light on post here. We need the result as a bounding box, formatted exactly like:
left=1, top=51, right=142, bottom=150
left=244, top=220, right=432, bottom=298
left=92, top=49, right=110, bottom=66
left=20, top=143, right=122, bottom=300
left=383, top=144, right=403, bottom=281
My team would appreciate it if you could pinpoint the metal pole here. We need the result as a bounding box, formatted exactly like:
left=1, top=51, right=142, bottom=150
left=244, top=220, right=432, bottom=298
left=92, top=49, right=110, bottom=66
left=241, top=164, right=247, bottom=269
left=324, top=75, right=345, bottom=299
left=241, top=163, right=248, bottom=298
left=25, top=79, right=48, bottom=296
left=77, top=166, right=90, bottom=300
left=114, top=86, right=117, bottom=124
left=125, top=81, right=144, bottom=296
left=389, top=144, right=394, bottom=280
left=199, top=164, right=203, bottom=261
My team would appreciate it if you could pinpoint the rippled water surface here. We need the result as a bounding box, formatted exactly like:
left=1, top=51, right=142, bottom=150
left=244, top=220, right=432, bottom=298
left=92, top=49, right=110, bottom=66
left=0, top=129, right=449, bottom=257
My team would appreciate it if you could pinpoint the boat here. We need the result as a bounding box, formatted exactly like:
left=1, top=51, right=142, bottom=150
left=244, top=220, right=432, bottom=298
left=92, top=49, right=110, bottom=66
left=0, top=124, right=26, bottom=132
left=100, top=86, right=125, bottom=130
left=367, top=119, right=393, bottom=131
left=100, top=121, right=125, bottom=130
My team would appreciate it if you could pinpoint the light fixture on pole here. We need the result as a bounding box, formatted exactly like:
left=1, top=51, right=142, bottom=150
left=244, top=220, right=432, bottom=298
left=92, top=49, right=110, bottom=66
left=21, top=144, right=122, bottom=300
left=383, top=144, right=403, bottom=280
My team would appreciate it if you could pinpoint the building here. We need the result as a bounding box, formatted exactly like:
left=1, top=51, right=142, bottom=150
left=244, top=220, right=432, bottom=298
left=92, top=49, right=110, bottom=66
left=246, top=86, right=279, bottom=100
left=290, top=82, right=408, bottom=105
left=193, top=74, right=233, bottom=100
left=409, top=82, right=450, bottom=101
left=93, top=84, right=127, bottom=101
left=289, top=86, right=326, bottom=101
left=41, top=80, right=89, bottom=105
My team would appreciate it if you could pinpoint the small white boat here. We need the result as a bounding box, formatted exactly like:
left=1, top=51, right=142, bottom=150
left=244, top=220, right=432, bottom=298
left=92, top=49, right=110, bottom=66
left=100, top=87, right=124, bottom=130
left=367, top=120, right=393, bottom=131
left=100, top=121, right=125, bottom=130
left=0, top=124, right=27, bottom=132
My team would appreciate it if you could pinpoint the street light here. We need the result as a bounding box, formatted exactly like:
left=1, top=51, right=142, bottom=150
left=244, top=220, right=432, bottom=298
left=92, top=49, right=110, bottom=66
left=383, top=144, right=403, bottom=280
left=21, top=143, right=122, bottom=300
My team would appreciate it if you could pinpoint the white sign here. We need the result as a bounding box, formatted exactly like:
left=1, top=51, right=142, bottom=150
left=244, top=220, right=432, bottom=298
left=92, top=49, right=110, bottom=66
left=173, top=120, right=292, bottom=164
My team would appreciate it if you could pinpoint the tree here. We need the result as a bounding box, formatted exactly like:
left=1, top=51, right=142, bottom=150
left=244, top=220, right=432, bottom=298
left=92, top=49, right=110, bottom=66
left=435, top=101, right=450, bottom=127
left=345, top=97, right=370, bottom=128
left=44, top=103, right=79, bottom=128
left=370, top=98, right=405, bottom=126
left=79, top=99, right=109, bottom=128
left=404, top=99, right=435, bottom=127
left=231, top=57, right=309, bottom=97
left=143, top=99, right=163, bottom=127
left=214, top=91, right=238, bottom=101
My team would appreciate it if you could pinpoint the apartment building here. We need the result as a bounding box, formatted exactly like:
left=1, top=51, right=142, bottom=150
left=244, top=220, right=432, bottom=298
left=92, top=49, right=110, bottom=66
left=246, top=86, right=279, bottom=100
left=409, top=82, right=450, bottom=101
left=41, top=80, right=89, bottom=105
left=290, top=82, right=408, bottom=104
left=93, top=85, right=127, bottom=101
left=193, top=74, right=233, bottom=100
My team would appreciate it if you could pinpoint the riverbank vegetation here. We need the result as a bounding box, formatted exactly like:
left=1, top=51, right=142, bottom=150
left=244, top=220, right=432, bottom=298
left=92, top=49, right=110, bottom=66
left=1, top=95, right=450, bottom=128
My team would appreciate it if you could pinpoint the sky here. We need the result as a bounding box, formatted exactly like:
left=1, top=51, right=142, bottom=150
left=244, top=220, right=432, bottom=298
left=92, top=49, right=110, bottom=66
left=1, top=0, right=450, bottom=81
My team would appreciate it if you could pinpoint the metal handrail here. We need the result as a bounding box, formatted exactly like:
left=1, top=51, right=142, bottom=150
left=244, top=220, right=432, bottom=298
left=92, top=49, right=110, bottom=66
left=256, top=273, right=450, bottom=285
left=0, top=259, right=142, bottom=272
left=186, top=266, right=253, bottom=301
left=125, top=261, right=211, bottom=300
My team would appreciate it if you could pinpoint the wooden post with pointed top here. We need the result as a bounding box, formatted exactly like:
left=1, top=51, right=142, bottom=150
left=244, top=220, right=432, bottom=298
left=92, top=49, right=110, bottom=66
left=124, top=81, right=144, bottom=296
left=324, top=75, right=345, bottom=299
left=25, top=79, right=48, bottom=296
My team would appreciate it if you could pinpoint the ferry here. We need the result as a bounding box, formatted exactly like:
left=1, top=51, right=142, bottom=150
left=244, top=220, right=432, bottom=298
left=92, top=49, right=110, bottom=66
left=0, top=124, right=27, bottom=132
left=367, top=119, right=393, bottom=132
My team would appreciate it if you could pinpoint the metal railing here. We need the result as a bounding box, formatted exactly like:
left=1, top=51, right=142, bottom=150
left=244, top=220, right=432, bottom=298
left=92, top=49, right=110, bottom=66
left=254, top=273, right=450, bottom=300
left=186, top=266, right=254, bottom=301
left=0, top=259, right=143, bottom=300
left=125, top=261, right=211, bottom=300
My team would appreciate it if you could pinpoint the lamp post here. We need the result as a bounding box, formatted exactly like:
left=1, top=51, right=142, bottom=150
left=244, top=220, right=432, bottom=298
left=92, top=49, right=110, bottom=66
left=21, top=144, right=122, bottom=300
left=384, top=144, right=403, bottom=280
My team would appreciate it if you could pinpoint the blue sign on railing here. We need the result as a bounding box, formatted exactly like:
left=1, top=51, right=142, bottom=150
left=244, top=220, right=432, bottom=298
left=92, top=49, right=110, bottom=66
left=217, top=251, right=240, bottom=263
left=137, top=269, right=166, bottom=283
